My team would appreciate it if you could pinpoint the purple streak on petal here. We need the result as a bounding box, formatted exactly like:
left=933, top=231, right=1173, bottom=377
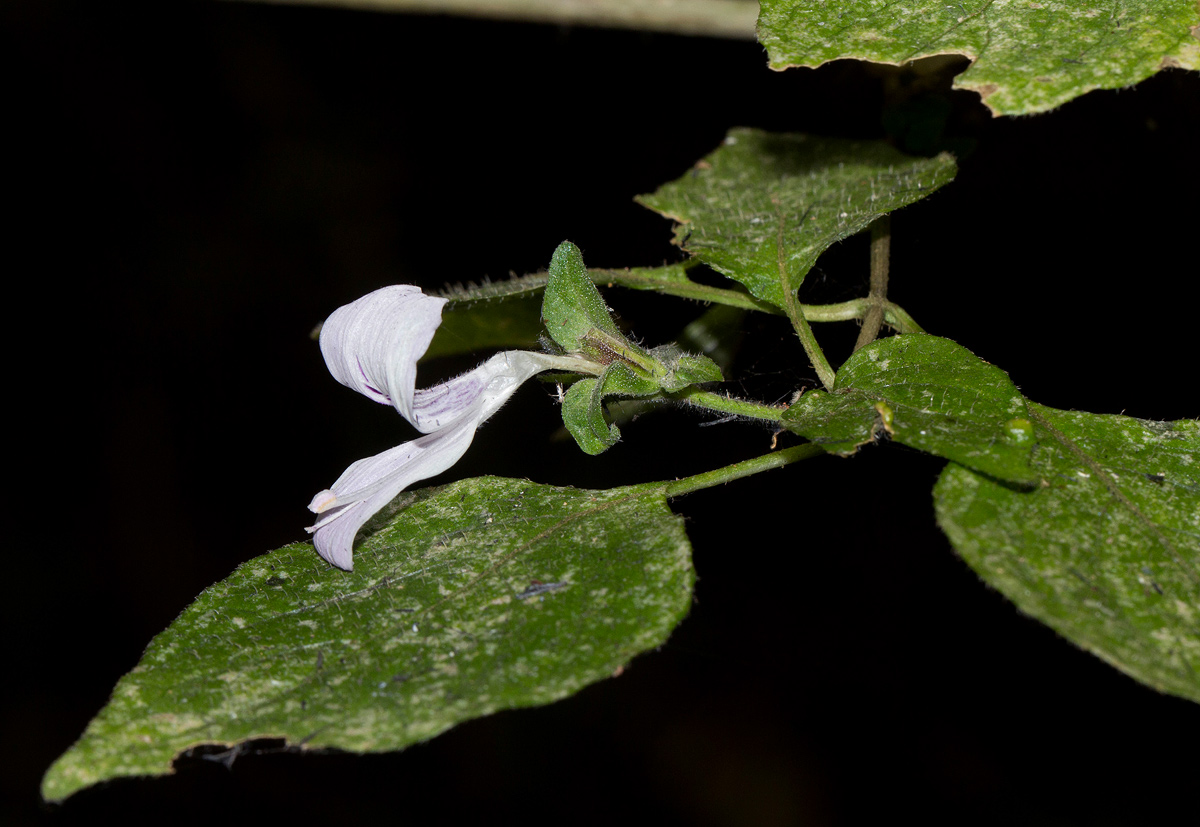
left=410, top=371, right=487, bottom=431
left=410, top=351, right=559, bottom=432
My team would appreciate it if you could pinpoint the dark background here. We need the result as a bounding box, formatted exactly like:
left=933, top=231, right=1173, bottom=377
left=6, top=1, right=1198, bottom=824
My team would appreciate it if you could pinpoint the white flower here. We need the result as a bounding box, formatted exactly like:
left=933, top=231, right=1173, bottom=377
left=307, top=286, right=592, bottom=570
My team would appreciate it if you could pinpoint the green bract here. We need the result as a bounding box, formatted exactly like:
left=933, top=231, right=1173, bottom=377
left=541, top=240, right=626, bottom=354
left=562, top=363, right=663, bottom=455
left=541, top=241, right=722, bottom=455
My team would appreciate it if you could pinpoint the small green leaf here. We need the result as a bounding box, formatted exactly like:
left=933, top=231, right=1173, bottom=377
left=637, top=129, right=956, bottom=310
left=783, top=388, right=884, bottom=449
left=42, top=477, right=694, bottom=802
left=758, top=0, right=1200, bottom=116
left=541, top=240, right=624, bottom=352
left=782, top=334, right=1035, bottom=483
left=562, top=377, right=618, bottom=454
left=561, top=363, right=664, bottom=455
left=934, top=405, right=1200, bottom=703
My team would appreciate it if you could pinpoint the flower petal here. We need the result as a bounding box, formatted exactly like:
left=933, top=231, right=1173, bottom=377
left=410, top=350, right=563, bottom=431
left=307, top=420, right=477, bottom=570
left=307, top=349, right=574, bottom=570
left=318, top=285, right=447, bottom=424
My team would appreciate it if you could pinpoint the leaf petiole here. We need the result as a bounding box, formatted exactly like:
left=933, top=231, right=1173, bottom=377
left=663, top=443, right=824, bottom=498
left=669, top=387, right=786, bottom=422
left=776, top=222, right=837, bottom=390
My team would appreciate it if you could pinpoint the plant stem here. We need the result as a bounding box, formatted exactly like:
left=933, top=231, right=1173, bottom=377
left=591, top=266, right=779, bottom=313
left=663, top=443, right=825, bottom=498
left=670, top=387, right=786, bottom=422
left=853, top=216, right=891, bottom=352
left=802, top=298, right=922, bottom=332
left=441, top=264, right=923, bottom=333
left=775, top=211, right=836, bottom=391
left=222, top=0, right=760, bottom=40
left=883, top=303, right=923, bottom=334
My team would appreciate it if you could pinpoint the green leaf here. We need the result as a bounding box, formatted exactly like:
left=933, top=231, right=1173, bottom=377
left=561, top=377, right=617, bottom=454
left=561, top=363, right=665, bottom=455
left=541, top=240, right=624, bottom=352
left=637, top=129, right=956, bottom=310
left=42, top=477, right=694, bottom=802
left=782, top=334, right=1035, bottom=483
left=424, top=294, right=544, bottom=360
left=758, top=0, right=1200, bottom=116
left=934, top=404, right=1200, bottom=703
left=584, top=304, right=745, bottom=440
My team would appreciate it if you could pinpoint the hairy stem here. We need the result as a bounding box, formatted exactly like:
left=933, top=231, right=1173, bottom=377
left=775, top=211, right=836, bottom=391
left=669, top=387, right=786, bottom=422
left=439, top=264, right=923, bottom=332
left=663, top=443, right=825, bottom=498
left=883, top=302, right=923, bottom=334
left=853, top=215, right=891, bottom=352
left=591, top=266, right=779, bottom=314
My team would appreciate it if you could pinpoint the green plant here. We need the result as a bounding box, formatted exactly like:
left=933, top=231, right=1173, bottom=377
left=43, top=0, right=1198, bottom=805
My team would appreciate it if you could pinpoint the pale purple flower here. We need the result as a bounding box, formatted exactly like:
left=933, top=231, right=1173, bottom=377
left=307, top=285, right=592, bottom=570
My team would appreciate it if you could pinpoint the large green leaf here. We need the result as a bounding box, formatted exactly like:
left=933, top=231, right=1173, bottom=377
left=758, top=0, right=1200, bottom=116
left=637, top=129, right=956, bottom=310
left=935, top=404, right=1200, bottom=703
left=782, top=334, right=1036, bottom=483
left=43, top=477, right=693, bottom=802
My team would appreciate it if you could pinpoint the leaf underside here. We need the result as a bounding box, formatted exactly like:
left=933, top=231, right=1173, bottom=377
left=43, top=477, right=693, bottom=802
left=424, top=294, right=544, bottom=360
left=757, top=0, right=1200, bottom=116
left=637, top=128, right=956, bottom=310
left=935, top=405, right=1200, bottom=703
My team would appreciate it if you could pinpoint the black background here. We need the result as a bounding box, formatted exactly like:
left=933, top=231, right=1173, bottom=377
left=6, top=2, right=1199, bottom=825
